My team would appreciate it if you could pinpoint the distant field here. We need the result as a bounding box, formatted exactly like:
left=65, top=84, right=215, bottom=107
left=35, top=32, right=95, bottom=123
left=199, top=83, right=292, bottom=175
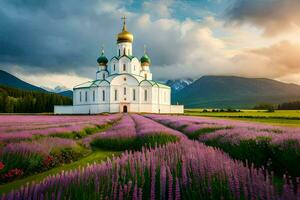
left=184, top=109, right=300, bottom=126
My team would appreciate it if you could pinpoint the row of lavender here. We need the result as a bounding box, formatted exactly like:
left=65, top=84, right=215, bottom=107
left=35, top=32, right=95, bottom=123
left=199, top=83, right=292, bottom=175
left=146, top=114, right=300, bottom=177
left=0, top=114, right=121, bottom=143
left=2, top=139, right=299, bottom=199
left=0, top=114, right=121, bottom=183
left=0, top=138, right=83, bottom=183
left=83, top=114, right=185, bottom=151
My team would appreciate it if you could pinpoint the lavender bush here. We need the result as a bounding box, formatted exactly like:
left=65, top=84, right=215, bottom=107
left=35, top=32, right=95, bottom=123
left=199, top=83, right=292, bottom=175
left=0, top=138, right=84, bottom=182
left=85, top=114, right=185, bottom=151
left=0, top=114, right=121, bottom=142
left=1, top=140, right=298, bottom=199
left=146, top=114, right=300, bottom=177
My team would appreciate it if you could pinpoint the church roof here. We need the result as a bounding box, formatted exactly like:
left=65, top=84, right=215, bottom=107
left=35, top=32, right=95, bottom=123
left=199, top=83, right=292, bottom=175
left=73, top=74, right=169, bottom=89
left=110, top=55, right=138, bottom=61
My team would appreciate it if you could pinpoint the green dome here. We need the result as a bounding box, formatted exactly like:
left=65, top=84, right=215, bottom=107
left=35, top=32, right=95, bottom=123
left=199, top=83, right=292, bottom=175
left=140, top=54, right=151, bottom=65
left=97, top=51, right=108, bottom=66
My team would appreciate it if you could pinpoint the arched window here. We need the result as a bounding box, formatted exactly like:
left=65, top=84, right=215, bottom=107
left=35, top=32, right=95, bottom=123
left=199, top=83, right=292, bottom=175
left=85, top=91, right=88, bottom=102
left=79, top=91, right=82, bottom=102
left=133, top=89, right=136, bottom=101
left=93, top=90, right=95, bottom=102
left=124, top=87, right=126, bottom=95
left=118, top=49, right=120, bottom=56
left=102, top=73, right=105, bottom=80
left=114, top=90, right=118, bottom=101
left=144, top=90, right=148, bottom=101
left=102, top=90, right=105, bottom=101
left=113, top=64, right=116, bottom=71
left=144, top=74, right=147, bottom=79
left=123, top=48, right=126, bottom=55
left=123, top=64, right=126, bottom=71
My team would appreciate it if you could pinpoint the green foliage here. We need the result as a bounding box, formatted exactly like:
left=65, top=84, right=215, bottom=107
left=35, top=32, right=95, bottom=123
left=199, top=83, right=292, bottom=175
left=50, top=124, right=112, bottom=139
left=278, top=101, right=300, bottom=110
left=50, top=146, right=87, bottom=166
left=0, top=152, right=44, bottom=177
left=0, top=146, right=87, bottom=183
left=253, top=102, right=275, bottom=112
left=91, top=133, right=179, bottom=151
left=203, top=137, right=300, bottom=177
left=0, top=85, right=72, bottom=113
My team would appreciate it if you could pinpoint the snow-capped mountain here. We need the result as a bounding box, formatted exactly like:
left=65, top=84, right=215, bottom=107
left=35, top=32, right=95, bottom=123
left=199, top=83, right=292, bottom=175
left=42, top=86, right=69, bottom=93
left=165, top=79, right=194, bottom=93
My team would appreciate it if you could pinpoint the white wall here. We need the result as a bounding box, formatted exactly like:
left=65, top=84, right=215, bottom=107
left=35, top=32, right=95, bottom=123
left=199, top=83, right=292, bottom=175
left=118, top=42, right=132, bottom=56
left=54, top=106, right=73, bottom=114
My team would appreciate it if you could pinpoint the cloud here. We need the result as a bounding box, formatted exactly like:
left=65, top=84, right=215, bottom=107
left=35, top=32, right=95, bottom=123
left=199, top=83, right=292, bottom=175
left=226, top=0, right=300, bottom=36
left=142, top=0, right=173, bottom=18
left=249, top=41, right=300, bottom=75
left=0, top=0, right=129, bottom=78
left=1, top=0, right=300, bottom=88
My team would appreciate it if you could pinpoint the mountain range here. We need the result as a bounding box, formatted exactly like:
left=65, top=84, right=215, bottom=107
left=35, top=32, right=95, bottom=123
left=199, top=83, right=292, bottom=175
left=1, top=69, right=300, bottom=108
left=171, top=76, right=300, bottom=108
left=0, top=70, right=73, bottom=98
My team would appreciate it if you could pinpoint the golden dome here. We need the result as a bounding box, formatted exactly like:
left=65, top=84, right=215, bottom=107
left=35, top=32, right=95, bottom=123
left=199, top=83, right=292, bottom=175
left=117, top=16, right=133, bottom=43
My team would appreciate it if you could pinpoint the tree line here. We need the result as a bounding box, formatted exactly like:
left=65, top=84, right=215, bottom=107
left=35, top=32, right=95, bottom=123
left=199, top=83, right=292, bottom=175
left=0, top=85, right=72, bottom=113
left=278, top=101, right=300, bottom=110
left=254, top=101, right=300, bottom=110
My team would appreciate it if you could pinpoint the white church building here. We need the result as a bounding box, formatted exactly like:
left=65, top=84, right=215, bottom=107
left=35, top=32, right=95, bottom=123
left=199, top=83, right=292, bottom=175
left=54, top=17, right=183, bottom=114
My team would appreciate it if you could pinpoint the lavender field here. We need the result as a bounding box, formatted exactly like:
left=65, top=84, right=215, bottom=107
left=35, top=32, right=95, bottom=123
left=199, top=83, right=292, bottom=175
left=1, top=114, right=300, bottom=199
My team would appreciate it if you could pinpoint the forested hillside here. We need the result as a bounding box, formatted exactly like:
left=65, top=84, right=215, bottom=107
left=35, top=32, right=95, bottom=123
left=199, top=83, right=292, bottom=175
left=0, top=85, right=72, bottom=113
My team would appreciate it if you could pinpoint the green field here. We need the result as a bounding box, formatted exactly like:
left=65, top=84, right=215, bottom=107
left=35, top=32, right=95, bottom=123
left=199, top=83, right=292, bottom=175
left=184, top=109, right=300, bottom=126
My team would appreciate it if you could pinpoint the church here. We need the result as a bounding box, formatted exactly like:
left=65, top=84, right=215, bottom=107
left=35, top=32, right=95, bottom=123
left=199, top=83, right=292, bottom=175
left=55, top=17, right=183, bottom=114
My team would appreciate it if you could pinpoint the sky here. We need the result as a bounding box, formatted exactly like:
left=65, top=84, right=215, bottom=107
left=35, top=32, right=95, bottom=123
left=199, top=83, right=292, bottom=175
left=1, top=0, right=300, bottom=89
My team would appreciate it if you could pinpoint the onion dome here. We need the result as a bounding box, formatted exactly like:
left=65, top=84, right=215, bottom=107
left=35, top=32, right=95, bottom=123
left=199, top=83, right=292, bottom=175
left=141, top=54, right=151, bottom=66
left=141, top=45, right=151, bottom=66
left=97, top=49, right=108, bottom=66
left=117, top=16, right=133, bottom=43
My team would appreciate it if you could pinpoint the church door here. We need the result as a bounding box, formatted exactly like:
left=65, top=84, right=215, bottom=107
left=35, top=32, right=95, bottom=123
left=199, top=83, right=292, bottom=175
left=123, top=105, right=128, bottom=113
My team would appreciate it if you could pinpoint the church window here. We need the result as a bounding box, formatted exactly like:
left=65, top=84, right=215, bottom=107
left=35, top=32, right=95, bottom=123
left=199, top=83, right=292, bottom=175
left=123, top=64, right=126, bottom=71
left=144, top=90, right=148, bottom=101
left=85, top=91, right=88, bottom=102
left=123, top=48, right=126, bottom=55
left=113, top=64, right=115, bottom=71
left=102, top=73, right=105, bottom=80
left=79, top=91, right=82, bottom=102
left=119, top=49, right=120, bottom=56
left=93, top=90, right=95, bottom=102
left=102, top=90, right=105, bottom=101
left=124, top=87, right=126, bottom=95
left=133, top=89, right=136, bottom=101
left=144, top=74, right=147, bottom=79
left=115, top=90, right=118, bottom=101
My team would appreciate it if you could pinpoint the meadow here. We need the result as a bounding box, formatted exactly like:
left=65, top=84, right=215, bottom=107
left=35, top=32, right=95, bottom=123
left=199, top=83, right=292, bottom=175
left=0, top=113, right=300, bottom=199
left=185, top=109, right=300, bottom=126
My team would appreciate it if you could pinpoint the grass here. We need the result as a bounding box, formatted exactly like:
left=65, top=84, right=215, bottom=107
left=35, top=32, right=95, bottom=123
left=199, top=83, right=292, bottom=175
left=50, top=123, right=113, bottom=139
left=184, top=109, right=300, bottom=126
left=0, top=150, right=120, bottom=195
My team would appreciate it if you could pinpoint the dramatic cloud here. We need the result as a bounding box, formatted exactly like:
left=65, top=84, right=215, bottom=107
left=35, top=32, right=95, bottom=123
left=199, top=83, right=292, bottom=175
left=1, top=0, right=300, bottom=88
left=226, top=0, right=300, bottom=36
